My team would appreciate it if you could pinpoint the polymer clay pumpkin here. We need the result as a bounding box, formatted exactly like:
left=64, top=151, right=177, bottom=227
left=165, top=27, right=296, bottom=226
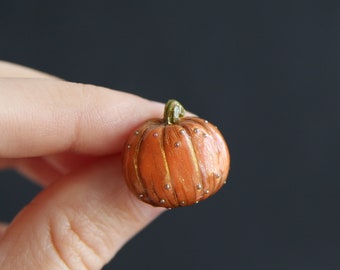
left=122, top=99, right=230, bottom=208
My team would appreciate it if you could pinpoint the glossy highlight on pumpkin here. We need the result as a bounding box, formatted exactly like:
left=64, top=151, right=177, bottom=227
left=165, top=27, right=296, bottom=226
left=122, top=100, right=230, bottom=208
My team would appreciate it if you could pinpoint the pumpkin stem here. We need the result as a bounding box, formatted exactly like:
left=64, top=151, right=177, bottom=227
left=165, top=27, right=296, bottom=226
left=163, top=99, right=186, bottom=124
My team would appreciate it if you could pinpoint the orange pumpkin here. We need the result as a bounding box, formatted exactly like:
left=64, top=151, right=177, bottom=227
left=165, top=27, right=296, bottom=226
left=122, top=100, right=230, bottom=208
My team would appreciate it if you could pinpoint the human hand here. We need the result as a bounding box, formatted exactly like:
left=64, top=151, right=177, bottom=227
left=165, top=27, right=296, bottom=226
left=0, top=61, right=165, bottom=269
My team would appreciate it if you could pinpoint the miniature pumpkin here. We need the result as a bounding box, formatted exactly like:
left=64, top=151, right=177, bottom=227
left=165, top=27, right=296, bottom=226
left=122, top=99, right=230, bottom=208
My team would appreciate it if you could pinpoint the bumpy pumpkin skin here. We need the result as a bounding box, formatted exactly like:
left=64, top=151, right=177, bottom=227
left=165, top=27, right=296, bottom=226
left=122, top=102, right=230, bottom=208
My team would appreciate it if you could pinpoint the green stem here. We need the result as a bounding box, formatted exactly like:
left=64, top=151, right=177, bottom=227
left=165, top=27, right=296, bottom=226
left=163, top=99, right=186, bottom=124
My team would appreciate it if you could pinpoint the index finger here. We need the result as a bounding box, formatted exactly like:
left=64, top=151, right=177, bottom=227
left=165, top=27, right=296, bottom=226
left=0, top=60, right=59, bottom=79
left=0, top=78, right=163, bottom=158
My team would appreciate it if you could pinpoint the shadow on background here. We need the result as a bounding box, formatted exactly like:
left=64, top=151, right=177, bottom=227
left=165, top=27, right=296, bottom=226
left=0, top=1, right=338, bottom=269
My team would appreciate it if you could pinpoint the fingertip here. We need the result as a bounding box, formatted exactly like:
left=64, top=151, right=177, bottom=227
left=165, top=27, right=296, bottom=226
left=127, top=191, right=166, bottom=223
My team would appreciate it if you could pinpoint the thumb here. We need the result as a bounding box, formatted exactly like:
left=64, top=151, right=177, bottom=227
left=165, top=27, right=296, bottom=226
left=0, top=156, right=164, bottom=270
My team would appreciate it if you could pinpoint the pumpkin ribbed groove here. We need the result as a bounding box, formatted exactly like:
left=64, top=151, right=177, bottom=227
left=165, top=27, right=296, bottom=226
left=161, top=127, right=179, bottom=207
left=133, top=126, right=153, bottom=200
left=181, top=124, right=204, bottom=202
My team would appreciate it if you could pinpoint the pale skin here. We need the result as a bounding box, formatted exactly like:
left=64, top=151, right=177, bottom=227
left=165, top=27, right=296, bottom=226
left=0, top=61, right=166, bottom=269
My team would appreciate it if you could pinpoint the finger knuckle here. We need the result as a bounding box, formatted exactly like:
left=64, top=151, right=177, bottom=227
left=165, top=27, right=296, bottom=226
left=48, top=208, right=109, bottom=270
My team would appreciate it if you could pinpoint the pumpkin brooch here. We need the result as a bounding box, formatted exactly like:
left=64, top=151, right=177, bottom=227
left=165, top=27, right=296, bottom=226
left=122, top=99, right=230, bottom=208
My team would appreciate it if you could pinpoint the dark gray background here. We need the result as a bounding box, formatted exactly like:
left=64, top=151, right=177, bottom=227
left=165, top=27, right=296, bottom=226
left=0, top=1, right=339, bottom=269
